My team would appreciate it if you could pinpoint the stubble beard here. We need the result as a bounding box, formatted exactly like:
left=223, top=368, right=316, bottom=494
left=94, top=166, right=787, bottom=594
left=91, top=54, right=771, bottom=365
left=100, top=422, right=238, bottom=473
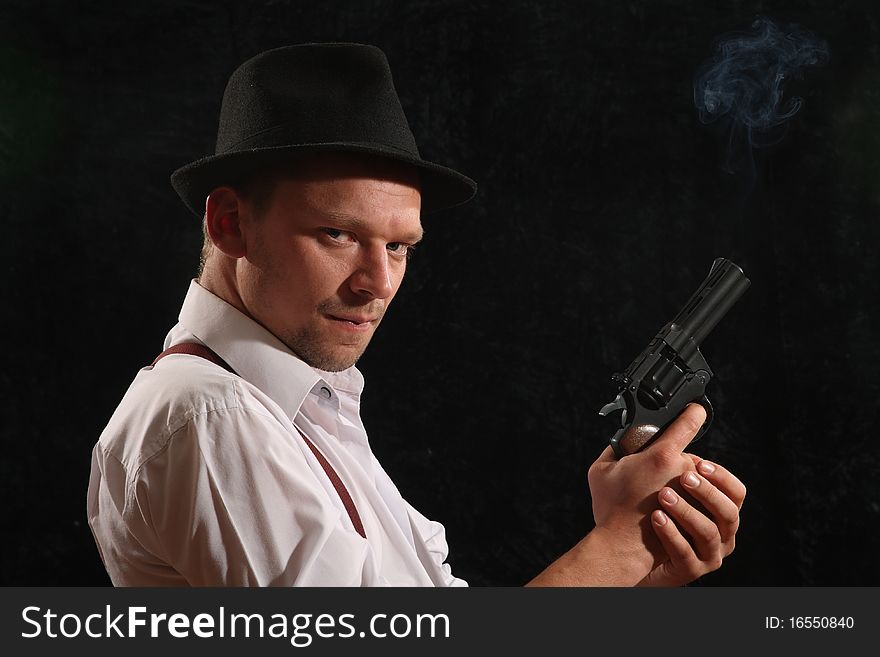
left=282, top=325, right=369, bottom=372
left=282, top=302, right=386, bottom=372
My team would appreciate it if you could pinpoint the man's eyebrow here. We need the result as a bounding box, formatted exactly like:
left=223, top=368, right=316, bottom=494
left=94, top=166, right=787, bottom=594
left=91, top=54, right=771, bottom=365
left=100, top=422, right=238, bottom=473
left=325, top=211, right=425, bottom=243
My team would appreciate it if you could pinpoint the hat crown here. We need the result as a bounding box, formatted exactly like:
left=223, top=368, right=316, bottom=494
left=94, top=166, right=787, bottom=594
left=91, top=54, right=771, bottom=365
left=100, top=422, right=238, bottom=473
left=170, top=42, right=477, bottom=216
left=214, top=43, right=420, bottom=157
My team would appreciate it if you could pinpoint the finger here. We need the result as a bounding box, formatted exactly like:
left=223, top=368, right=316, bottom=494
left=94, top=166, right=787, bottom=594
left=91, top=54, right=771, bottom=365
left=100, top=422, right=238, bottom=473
left=650, top=510, right=704, bottom=582
left=658, top=486, right=723, bottom=567
left=680, top=470, right=740, bottom=545
left=648, top=403, right=707, bottom=456
left=694, top=459, right=747, bottom=510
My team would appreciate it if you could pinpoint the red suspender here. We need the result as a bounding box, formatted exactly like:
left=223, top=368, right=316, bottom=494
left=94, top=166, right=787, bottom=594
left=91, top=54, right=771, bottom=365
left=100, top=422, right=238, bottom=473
left=293, top=425, right=367, bottom=540
left=151, top=343, right=367, bottom=540
left=151, top=342, right=235, bottom=371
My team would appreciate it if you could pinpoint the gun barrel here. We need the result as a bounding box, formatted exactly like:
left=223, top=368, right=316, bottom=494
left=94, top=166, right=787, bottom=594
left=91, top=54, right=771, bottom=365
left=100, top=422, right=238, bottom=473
left=668, top=258, right=750, bottom=348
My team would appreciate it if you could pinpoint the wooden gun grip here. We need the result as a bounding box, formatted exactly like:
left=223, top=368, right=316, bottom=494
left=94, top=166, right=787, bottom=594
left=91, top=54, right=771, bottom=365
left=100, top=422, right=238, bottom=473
left=619, top=424, right=660, bottom=456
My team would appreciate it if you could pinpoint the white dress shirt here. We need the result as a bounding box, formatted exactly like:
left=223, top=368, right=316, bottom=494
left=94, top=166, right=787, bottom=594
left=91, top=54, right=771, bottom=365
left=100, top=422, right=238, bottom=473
left=87, top=280, right=466, bottom=587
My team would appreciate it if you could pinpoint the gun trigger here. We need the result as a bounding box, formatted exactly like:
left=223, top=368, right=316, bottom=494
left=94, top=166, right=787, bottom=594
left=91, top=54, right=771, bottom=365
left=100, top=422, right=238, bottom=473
left=599, top=395, right=626, bottom=418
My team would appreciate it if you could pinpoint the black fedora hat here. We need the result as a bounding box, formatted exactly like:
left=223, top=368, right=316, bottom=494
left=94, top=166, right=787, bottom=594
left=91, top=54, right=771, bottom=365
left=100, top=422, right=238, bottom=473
left=171, top=43, right=477, bottom=216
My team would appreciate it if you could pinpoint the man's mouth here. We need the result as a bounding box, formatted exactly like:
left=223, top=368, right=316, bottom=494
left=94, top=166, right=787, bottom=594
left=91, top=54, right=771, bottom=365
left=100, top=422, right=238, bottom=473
left=325, top=314, right=378, bottom=331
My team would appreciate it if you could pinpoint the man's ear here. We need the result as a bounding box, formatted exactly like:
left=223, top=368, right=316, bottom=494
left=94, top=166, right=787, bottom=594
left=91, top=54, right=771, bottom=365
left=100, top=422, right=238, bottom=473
left=205, top=187, right=247, bottom=259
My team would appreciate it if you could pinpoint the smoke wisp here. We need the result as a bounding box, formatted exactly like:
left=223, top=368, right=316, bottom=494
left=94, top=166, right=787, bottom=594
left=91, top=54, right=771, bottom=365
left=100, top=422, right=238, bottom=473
left=694, top=15, right=829, bottom=174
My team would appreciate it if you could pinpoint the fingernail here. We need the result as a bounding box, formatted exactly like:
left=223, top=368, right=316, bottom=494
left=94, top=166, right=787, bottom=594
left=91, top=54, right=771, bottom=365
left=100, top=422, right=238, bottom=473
left=698, top=461, right=716, bottom=475
left=653, top=510, right=668, bottom=526
left=684, top=472, right=701, bottom=488
left=661, top=488, right=678, bottom=504
left=687, top=402, right=707, bottom=419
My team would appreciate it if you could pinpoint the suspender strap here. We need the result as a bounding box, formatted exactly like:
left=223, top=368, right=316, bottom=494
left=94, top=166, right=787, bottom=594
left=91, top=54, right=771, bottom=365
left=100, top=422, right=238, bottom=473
left=151, top=342, right=235, bottom=372
left=293, top=425, right=367, bottom=540
left=151, top=343, right=367, bottom=540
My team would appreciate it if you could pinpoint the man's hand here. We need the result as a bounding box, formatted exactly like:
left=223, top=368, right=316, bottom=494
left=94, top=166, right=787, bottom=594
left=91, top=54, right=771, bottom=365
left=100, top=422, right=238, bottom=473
left=526, top=403, right=744, bottom=587
left=637, top=453, right=746, bottom=586
left=587, top=403, right=745, bottom=585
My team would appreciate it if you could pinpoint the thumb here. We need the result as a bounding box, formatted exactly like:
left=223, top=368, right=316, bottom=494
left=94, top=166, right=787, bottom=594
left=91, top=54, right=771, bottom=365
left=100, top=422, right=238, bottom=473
left=649, top=402, right=707, bottom=455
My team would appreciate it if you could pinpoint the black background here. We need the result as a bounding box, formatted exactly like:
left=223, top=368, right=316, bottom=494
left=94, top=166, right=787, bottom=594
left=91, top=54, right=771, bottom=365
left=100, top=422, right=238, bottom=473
left=2, top=0, right=878, bottom=586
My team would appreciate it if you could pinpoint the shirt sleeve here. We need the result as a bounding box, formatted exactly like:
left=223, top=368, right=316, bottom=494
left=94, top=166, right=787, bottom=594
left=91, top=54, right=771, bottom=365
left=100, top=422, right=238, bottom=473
left=124, top=404, right=378, bottom=586
left=405, top=501, right=468, bottom=587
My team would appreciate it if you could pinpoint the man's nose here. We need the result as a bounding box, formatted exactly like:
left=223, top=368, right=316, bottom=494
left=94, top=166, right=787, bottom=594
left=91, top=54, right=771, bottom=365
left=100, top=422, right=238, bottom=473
left=349, top=246, right=394, bottom=300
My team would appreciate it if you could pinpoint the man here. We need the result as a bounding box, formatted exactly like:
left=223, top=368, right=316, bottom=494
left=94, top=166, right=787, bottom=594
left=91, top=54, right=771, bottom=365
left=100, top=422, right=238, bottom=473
left=87, top=43, right=745, bottom=586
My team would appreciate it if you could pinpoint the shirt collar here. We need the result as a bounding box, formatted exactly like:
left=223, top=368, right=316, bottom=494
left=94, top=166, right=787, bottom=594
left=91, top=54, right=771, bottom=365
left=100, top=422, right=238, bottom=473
left=176, top=280, right=364, bottom=418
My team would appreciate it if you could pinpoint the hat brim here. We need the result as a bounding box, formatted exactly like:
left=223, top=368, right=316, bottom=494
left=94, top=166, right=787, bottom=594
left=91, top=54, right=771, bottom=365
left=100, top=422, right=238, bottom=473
left=170, top=143, right=477, bottom=217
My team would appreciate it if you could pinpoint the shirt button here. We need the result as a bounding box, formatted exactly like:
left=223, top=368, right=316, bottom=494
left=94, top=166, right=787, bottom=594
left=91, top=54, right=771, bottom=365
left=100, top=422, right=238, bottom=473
left=320, top=386, right=332, bottom=399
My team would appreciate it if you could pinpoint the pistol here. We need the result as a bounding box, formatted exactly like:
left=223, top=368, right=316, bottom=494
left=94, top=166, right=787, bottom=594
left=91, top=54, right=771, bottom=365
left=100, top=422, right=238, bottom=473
left=599, top=257, right=750, bottom=458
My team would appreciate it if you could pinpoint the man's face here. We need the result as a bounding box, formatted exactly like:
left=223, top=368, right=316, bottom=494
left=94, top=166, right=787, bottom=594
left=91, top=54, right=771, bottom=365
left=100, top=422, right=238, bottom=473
left=235, top=155, right=423, bottom=372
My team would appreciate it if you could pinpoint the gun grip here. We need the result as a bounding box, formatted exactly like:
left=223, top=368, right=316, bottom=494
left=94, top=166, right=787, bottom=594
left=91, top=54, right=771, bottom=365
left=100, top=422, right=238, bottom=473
left=611, top=395, right=714, bottom=458
left=616, top=423, right=661, bottom=457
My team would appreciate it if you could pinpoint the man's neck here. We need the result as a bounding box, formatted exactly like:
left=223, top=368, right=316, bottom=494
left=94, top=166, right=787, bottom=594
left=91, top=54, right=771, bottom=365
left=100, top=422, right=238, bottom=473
left=197, top=257, right=250, bottom=319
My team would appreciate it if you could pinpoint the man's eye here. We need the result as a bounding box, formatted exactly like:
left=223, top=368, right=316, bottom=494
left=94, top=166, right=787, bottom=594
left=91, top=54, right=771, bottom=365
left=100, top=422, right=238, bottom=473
left=322, top=228, right=354, bottom=242
left=387, top=243, right=415, bottom=259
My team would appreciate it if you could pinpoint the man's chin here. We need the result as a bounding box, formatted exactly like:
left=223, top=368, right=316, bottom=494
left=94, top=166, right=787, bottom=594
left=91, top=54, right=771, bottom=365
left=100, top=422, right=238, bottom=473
left=286, top=341, right=366, bottom=372
left=310, top=357, right=361, bottom=373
